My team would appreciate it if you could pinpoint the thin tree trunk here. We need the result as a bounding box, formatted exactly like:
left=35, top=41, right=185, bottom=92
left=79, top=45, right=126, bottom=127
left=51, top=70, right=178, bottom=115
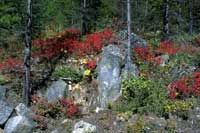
left=23, top=0, right=32, bottom=106
left=125, top=0, right=131, bottom=73
left=145, top=0, right=148, bottom=17
left=177, top=1, right=182, bottom=34
left=135, top=0, right=138, bottom=31
left=81, top=0, right=87, bottom=35
left=163, top=0, right=169, bottom=40
left=189, top=0, right=193, bottom=34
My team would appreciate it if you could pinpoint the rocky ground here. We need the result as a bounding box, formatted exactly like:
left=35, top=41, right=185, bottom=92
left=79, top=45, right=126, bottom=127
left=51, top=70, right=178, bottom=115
left=0, top=32, right=200, bottom=133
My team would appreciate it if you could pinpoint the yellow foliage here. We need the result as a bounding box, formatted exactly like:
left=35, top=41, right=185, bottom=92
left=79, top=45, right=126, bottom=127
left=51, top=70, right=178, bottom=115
left=84, top=69, right=91, bottom=76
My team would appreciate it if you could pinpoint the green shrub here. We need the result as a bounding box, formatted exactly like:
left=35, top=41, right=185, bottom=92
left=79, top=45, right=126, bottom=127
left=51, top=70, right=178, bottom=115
left=193, top=53, right=200, bottom=68
left=121, top=76, right=168, bottom=115
left=52, top=66, right=83, bottom=83
left=164, top=98, right=196, bottom=113
left=0, top=74, right=8, bottom=85
left=170, top=33, right=197, bottom=44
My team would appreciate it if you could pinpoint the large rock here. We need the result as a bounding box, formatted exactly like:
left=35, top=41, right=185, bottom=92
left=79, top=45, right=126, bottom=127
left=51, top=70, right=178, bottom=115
left=0, top=100, right=13, bottom=125
left=46, top=79, right=67, bottom=103
left=97, top=45, right=124, bottom=108
left=15, top=103, right=33, bottom=117
left=72, top=121, right=97, bottom=133
left=4, top=116, right=34, bottom=133
left=0, top=85, right=7, bottom=100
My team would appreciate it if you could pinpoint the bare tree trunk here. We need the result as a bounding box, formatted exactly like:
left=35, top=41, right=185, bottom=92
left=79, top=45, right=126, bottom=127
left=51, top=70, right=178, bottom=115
left=23, top=0, right=32, bottom=106
left=127, top=0, right=131, bottom=58
left=163, top=0, right=169, bottom=40
left=145, top=0, right=148, bottom=17
left=189, top=0, right=193, bottom=34
left=125, top=0, right=132, bottom=74
left=177, top=1, right=182, bottom=34
left=81, top=0, right=87, bottom=35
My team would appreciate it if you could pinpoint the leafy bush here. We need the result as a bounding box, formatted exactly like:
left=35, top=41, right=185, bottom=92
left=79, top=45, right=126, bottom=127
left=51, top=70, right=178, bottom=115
left=167, top=72, right=200, bottom=99
left=164, top=99, right=196, bottom=113
left=31, top=96, right=79, bottom=118
left=193, top=53, right=200, bottom=67
left=0, top=57, right=23, bottom=72
left=122, top=76, right=168, bottom=115
left=32, top=28, right=113, bottom=59
left=59, top=98, right=79, bottom=118
left=52, top=66, right=83, bottom=83
left=31, top=95, right=63, bottom=118
left=0, top=74, right=7, bottom=85
left=170, top=33, right=198, bottom=44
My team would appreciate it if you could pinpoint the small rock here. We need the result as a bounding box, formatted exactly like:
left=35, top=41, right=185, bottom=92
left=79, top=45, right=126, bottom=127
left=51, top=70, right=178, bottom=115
left=0, top=100, right=13, bottom=125
left=15, top=103, right=33, bottom=117
left=73, top=121, right=97, bottom=133
left=46, top=79, right=67, bottom=103
left=4, top=116, right=35, bottom=133
left=51, top=130, right=58, bottom=133
left=159, top=54, right=169, bottom=66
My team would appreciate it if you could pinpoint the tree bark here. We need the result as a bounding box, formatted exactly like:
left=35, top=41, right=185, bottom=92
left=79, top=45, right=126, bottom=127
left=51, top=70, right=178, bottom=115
left=23, top=0, right=32, bottom=106
left=81, top=0, right=87, bottom=35
left=125, top=0, right=132, bottom=73
left=163, top=0, right=169, bottom=40
left=189, top=0, right=193, bottom=34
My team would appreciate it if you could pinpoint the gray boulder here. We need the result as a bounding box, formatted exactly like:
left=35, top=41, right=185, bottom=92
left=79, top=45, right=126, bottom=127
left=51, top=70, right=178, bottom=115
left=0, top=100, right=13, bottom=125
left=15, top=103, right=33, bottom=117
left=72, top=121, right=97, bottom=133
left=0, top=85, right=7, bottom=100
left=46, top=79, right=67, bottom=103
left=4, top=116, right=34, bottom=133
left=97, top=45, right=124, bottom=108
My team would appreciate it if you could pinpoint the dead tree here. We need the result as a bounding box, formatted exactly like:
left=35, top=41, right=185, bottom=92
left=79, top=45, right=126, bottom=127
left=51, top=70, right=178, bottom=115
left=23, top=0, right=32, bottom=106
left=189, top=0, right=193, bottom=34
left=163, top=0, right=169, bottom=40
left=124, top=0, right=132, bottom=76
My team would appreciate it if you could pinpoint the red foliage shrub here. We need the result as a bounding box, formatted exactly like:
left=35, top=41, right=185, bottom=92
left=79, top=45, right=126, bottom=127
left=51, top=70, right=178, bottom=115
left=85, top=59, right=97, bottom=70
left=32, top=28, right=81, bottom=59
left=59, top=98, right=79, bottom=118
left=167, top=78, right=190, bottom=99
left=0, top=57, right=23, bottom=72
left=134, top=46, right=154, bottom=61
left=32, top=28, right=113, bottom=59
left=134, top=46, right=164, bottom=65
left=134, top=41, right=179, bottom=65
left=167, top=72, right=200, bottom=99
left=191, top=72, right=200, bottom=95
left=156, top=41, right=179, bottom=55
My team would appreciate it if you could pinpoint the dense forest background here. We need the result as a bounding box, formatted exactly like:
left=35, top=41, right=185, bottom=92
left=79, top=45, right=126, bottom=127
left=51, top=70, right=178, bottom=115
left=1, top=0, right=200, bottom=46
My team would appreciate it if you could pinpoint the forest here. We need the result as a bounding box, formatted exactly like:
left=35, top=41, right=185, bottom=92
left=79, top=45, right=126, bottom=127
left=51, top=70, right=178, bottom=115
left=0, top=0, right=200, bottom=132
